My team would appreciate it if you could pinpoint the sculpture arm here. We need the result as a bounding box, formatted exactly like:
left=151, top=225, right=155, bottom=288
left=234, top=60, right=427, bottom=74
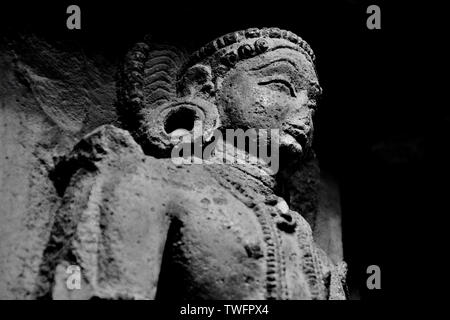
left=39, top=125, right=171, bottom=299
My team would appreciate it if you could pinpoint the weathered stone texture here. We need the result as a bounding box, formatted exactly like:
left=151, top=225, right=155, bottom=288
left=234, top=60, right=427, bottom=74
left=0, top=35, right=117, bottom=299
left=0, top=30, right=345, bottom=299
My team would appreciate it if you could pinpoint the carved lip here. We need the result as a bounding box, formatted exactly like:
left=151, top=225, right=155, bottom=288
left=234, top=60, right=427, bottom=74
left=284, top=126, right=308, bottom=149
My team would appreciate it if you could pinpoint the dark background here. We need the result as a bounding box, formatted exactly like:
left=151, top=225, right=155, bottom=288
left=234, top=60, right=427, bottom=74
left=0, top=0, right=425, bottom=300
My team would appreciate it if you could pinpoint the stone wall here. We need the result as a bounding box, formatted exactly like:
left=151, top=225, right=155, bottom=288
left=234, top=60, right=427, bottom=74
left=0, top=34, right=117, bottom=299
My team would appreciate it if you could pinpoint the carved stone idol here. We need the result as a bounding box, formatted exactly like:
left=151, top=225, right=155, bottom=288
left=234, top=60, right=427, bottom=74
left=36, top=28, right=346, bottom=300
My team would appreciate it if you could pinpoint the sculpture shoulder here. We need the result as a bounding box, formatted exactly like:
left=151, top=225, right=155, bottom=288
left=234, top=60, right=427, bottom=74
left=63, top=124, right=145, bottom=164
left=50, top=125, right=143, bottom=193
left=51, top=124, right=220, bottom=197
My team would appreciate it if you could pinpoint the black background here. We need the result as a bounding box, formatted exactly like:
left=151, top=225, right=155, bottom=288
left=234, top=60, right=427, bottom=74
left=0, top=0, right=425, bottom=300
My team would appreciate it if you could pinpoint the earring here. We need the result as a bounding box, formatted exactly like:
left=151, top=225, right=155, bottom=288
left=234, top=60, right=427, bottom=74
left=140, top=97, right=221, bottom=157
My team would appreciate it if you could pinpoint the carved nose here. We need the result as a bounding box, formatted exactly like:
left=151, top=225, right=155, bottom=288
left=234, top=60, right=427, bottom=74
left=275, top=199, right=289, bottom=214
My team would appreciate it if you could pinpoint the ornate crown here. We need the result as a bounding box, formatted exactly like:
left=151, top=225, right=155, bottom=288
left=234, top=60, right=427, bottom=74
left=180, top=27, right=316, bottom=76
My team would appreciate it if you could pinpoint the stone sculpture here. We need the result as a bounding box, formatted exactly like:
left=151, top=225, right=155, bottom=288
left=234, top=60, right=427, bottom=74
left=35, top=27, right=346, bottom=300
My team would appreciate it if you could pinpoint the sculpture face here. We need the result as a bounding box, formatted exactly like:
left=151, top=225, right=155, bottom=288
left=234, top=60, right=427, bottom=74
left=120, top=28, right=321, bottom=161
left=217, top=48, right=319, bottom=156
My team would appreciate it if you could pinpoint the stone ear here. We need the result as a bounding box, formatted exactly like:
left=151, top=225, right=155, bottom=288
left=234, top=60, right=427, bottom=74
left=179, top=64, right=215, bottom=96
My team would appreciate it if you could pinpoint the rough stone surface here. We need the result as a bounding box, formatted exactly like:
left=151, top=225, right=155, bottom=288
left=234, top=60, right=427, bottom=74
left=0, top=29, right=345, bottom=299
left=0, top=35, right=117, bottom=299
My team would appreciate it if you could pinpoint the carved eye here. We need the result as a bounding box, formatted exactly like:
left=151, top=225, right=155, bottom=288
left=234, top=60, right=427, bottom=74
left=258, top=79, right=297, bottom=97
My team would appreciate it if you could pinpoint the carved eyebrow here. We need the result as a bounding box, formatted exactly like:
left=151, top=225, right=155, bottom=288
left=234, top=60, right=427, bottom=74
left=249, top=58, right=300, bottom=72
left=258, top=78, right=297, bottom=97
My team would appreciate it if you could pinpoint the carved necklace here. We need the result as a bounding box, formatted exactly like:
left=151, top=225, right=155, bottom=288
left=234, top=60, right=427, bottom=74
left=205, top=161, right=325, bottom=300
